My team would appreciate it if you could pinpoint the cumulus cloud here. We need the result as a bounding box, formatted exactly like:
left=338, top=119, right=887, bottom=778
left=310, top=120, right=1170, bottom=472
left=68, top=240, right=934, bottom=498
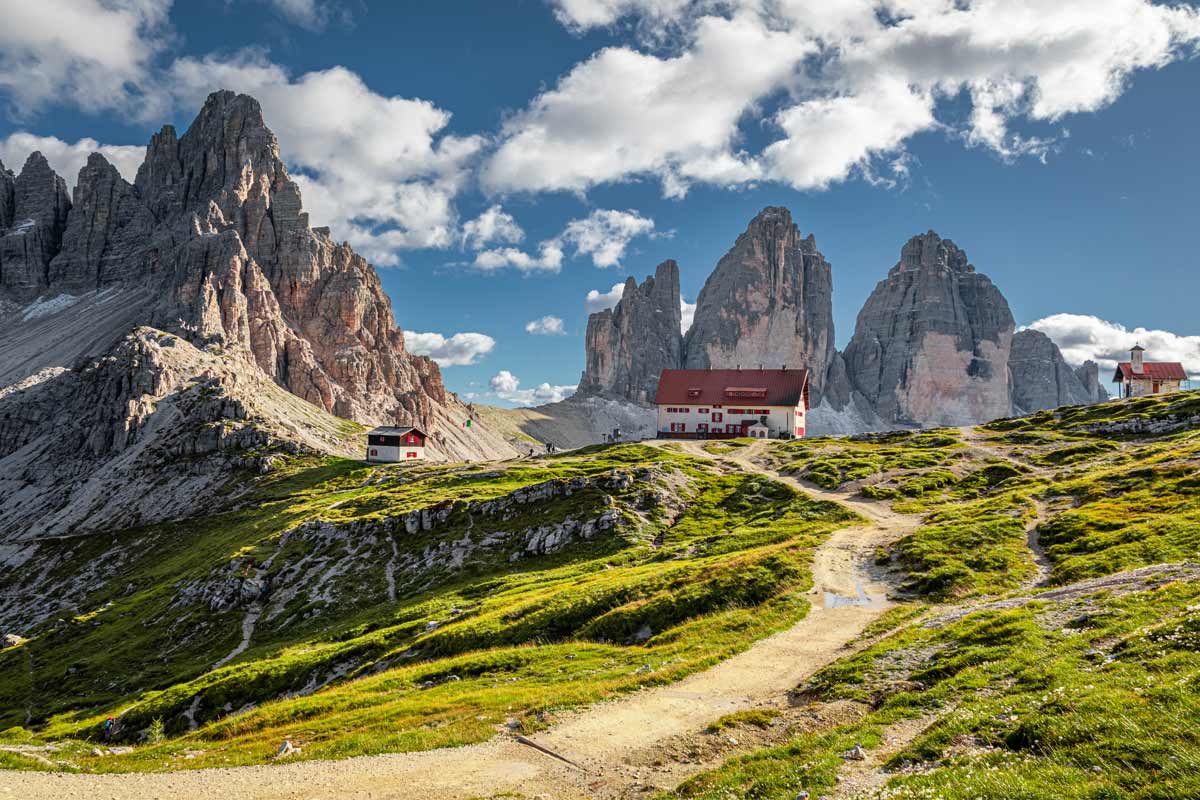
left=0, top=0, right=172, bottom=119
left=482, top=12, right=805, bottom=197
left=585, top=282, right=625, bottom=313
left=0, top=133, right=146, bottom=186
left=165, top=52, right=483, bottom=266
left=487, top=0, right=1200, bottom=196
left=560, top=208, right=655, bottom=267
left=525, top=315, right=567, bottom=335
left=402, top=331, right=496, bottom=367
left=461, top=204, right=525, bottom=249
left=1026, top=314, right=1200, bottom=375
left=489, top=370, right=577, bottom=406
left=472, top=241, right=565, bottom=273
left=469, top=208, right=654, bottom=273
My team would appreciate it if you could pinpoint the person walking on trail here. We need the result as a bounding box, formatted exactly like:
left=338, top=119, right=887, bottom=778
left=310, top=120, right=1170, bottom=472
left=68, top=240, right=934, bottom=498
left=102, top=716, right=114, bottom=743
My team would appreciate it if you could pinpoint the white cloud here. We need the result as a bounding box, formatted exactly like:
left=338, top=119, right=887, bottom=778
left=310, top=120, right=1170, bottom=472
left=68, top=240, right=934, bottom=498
left=482, top=12, right=807, bottom=197
left=0, top=133, right=146, bottom=187
left=1026, top=314, right=1200, bottom=375
left=165, top=52, right=483, bottom=266
left=469, top=208, right=654, bottom=273
left=461, top=204, right=525, bottom=249
left=525, top=315, right=567, bottom=335
left=680, top=298, right=696, bottom=333
left=402, top=331, right=496, bottom=367
left=0, top=0, right=171, bottom=119
left=264, top=0, right=347, bottom=31
left=489, top=370, right=577, bottom=406
left=550, top=0, right=692, bottom=30
left=585, top=282, right=626, bottom=313
left=560, top=208, right=655, bottom=267
left=487, top=0, right=1200, bottom=196
left=472, top=241, right=565, bottom=273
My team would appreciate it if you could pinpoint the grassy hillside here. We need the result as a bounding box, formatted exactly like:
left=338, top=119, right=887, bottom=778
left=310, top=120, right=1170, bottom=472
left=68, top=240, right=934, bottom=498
left=0, top=443, right=854, bottom=771
left=3, top=391, right=1198, bottom=797
left=662, top=391, right=1200, bottom=799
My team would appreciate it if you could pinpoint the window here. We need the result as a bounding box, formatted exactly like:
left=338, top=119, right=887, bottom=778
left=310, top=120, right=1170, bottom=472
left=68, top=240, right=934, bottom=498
left=406, top=451, right=418, bottom=458
left=711, top=412, right=723, bottom=422
left=405, top=434, right=419, bottom=444
left=369, top=448, right=378, bottom=457
left=698, top=408, right=708, bottom=414
left=697, top=423, right=708, bottom=433
left=670, top=422, right=686, bottom=433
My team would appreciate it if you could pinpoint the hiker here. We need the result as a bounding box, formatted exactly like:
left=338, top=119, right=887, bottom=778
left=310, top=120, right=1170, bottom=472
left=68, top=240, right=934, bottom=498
left=102, top=716, right=114, bottom=743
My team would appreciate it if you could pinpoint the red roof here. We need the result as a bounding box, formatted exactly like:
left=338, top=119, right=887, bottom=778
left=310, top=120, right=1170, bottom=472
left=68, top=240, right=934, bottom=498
left=1113, top=362, right=1188, bottom=382
left=654, top=368, right=810, bottom=407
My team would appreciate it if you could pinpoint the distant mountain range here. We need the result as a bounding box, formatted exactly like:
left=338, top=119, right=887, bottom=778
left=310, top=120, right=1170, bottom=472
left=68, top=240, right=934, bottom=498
left=576, top=206, right=1108, bottom=434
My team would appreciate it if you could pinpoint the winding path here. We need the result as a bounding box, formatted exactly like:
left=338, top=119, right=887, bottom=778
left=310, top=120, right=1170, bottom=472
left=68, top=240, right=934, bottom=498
left=8, top=443, right=919, bottom=800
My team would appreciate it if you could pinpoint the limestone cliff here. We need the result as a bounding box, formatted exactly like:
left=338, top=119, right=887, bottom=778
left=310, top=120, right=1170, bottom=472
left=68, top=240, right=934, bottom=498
left=1009, top=329, right=1097, bottom=414
left=0, top=91, right=515, bottom=463
left=842, top=231, right=1014, bottom=427
left=578, top=259, right=683, bottom=403
left=0, top=153, right=72, bottom=301
left=683, top=207, right=837, bottom=403
left=1074, top=360, right=1110, bottom=403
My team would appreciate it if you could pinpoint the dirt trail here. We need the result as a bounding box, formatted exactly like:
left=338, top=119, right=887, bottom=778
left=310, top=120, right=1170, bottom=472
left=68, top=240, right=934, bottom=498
left=8, top=444, right=919, bottom=800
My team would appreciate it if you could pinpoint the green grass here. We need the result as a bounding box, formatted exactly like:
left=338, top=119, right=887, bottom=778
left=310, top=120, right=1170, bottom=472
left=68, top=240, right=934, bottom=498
left=663, top=574, right=1200, bottom=800
left=771, top=429, right=963, bottom=490
left=0, top=443, right=859, bottom=772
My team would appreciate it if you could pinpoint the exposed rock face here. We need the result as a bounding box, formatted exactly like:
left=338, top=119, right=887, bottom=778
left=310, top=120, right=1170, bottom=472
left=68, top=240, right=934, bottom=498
left=1074, top=360, right=1110, bottom=403
left=684, top=207, right=836, bottom=402
left=1009, top=329, right=1097, bottom=414
left=48, top=153, right=157, bottom=292
left=0, top=91, right=515, bottom=463
left=0, top=328, right=358, bottom=542
left=842, top=231, right=1015, bottom=427
left=0, top=153, right=72, bottom=300
left=578, top=259, right=682, bottom=403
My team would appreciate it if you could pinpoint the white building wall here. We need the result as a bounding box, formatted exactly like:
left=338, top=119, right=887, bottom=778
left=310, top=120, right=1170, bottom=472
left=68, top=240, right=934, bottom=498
left=656, top=403, right=807, bottom=438
left=366, top=444, right=426, bottom=463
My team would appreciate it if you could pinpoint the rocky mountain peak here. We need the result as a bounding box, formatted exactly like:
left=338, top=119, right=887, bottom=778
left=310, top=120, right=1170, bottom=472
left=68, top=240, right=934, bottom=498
left=684, top=205, right=836, bottom=402
left=1009, top=328, right=1096, bottom=414
left=895, top=230, right=972, bottom=276
left=0, top=152, right=72, bottom=300
left=0, top=89, right=517, bottom=463
left=842, top=231, right=1014, bottom=427
left=578, top=258, right=683, bottom=403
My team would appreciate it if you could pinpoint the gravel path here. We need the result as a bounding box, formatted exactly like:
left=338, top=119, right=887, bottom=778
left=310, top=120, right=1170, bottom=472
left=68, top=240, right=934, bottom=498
left=7, top=443, right=919, bottom=800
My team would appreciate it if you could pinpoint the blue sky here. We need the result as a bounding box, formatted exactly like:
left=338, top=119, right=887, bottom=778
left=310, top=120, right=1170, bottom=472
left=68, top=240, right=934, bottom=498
left=2, top=0, right=1198, bottom=405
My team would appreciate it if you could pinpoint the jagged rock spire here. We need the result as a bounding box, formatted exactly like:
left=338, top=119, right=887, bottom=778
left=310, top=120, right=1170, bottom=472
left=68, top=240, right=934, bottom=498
left=684, top=206, right=837, bottom=403
left=579, top=259, right=683, bottom=402
left=842, top=230, right=1015, bottom=427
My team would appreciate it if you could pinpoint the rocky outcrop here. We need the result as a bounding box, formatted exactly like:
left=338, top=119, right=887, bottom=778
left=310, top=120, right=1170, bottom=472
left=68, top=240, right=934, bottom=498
left=842, top=231, right=1014, bottom=427
left=0, top=328, right=359, bottom=542
left=0, top=153, right=72, bottom=301
left=578, top=260, right=682, bottom=403
left=684, top=207, right=837, bottom=403
left=1074, top=360, right=1109, bottom=403
left=0, top=91, right=515, bottom=463
left=48, top=153, right=158, bottom=292
left=1009, top=329, right=1097, bottom=414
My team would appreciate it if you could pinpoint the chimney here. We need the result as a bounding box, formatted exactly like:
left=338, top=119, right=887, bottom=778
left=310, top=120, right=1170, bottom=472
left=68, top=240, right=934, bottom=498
left=1131, top=344, right=1145, bottom=373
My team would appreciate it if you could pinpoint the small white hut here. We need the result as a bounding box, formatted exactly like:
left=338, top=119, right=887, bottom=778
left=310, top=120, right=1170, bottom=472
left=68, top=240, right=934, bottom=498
left=365, top=426, right=427, bottom=462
